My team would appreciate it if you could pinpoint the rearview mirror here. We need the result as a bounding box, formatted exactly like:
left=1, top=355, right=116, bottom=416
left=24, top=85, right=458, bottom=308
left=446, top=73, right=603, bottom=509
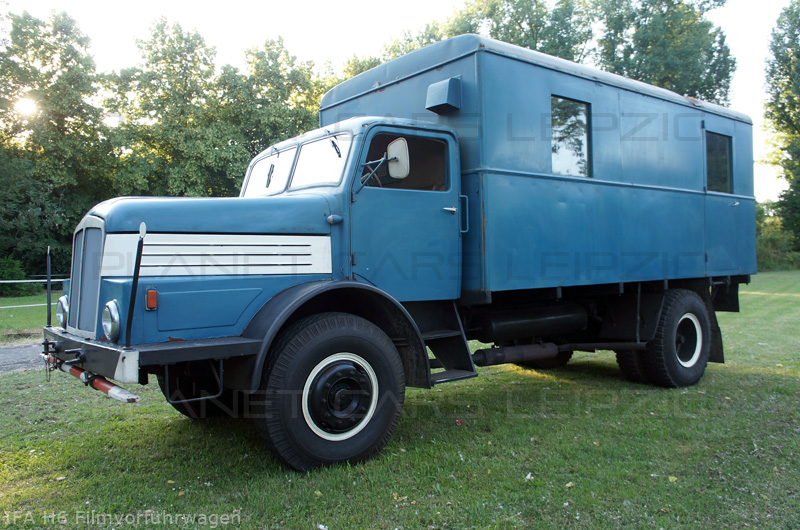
left=387, top=138, right=409, bottom=180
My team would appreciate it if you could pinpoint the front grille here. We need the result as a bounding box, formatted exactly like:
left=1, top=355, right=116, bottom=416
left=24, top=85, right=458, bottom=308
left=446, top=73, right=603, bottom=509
left=67, top=223, right=104, bottom=333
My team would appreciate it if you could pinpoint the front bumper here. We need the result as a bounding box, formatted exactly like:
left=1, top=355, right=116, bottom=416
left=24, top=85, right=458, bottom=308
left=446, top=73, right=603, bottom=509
left=42, top=327, right=263, bottom=384
left=43, top=327, right=139, bottom=383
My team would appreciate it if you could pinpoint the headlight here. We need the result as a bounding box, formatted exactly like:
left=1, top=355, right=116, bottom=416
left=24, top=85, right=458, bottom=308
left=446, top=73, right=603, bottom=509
left=56, top=296, right=69, bottom=327
left=102, top=300, right=121, bottom=342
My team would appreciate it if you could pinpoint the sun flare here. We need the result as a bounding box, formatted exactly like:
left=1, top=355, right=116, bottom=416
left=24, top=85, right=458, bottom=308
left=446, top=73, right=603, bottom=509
left=14, top=98, right=37, bottom=116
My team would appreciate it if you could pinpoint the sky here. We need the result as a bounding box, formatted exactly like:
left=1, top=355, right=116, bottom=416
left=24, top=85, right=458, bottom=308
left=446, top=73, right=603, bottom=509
left=7, top=0, right=795, bottom=201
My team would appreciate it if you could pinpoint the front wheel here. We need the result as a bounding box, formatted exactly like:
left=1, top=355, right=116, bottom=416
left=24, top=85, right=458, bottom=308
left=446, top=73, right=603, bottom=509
left=252, top=313, right=405, bottom=470
left=643, top=289, right=711, bottom=388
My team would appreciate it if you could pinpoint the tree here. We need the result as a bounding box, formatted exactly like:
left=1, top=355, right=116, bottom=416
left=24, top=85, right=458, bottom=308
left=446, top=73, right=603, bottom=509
left=0, top=11, right=112, bottom=274
left=0, top=154, right=69, bottom=275
left=108, top=24, right=320, bottom=198
left=382, top=0, right=593, bottom=63
left=595, top=0, right=734, bottom=104
left=341, top=55, right=383, bottom=79
left=765, top=0, right=800, bottom=249
left=457, top=0, right=593, bottom=62
left=207, top=38, right=321, bottom=194
left=384, top=21, right=451, bottom=60
left=106, top=19, right=222, bottom=197
left=380, top=0, right=733, bottom=104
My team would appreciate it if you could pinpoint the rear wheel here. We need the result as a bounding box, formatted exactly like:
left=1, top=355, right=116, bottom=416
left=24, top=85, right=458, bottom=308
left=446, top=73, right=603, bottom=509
left=252, top=313, right=405, bottom=471
left=642, top=289, right=711, bottom=388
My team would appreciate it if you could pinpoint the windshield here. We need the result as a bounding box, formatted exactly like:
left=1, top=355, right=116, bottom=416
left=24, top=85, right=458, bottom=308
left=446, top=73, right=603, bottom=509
left=290, top=134, right=352, bottom=190
left=241, top=147, right=297, bottom=197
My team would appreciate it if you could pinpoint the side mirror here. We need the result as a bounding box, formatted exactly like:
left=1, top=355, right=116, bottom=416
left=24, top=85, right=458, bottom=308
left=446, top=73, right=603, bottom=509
left=387, top=138, right=410, bottom=180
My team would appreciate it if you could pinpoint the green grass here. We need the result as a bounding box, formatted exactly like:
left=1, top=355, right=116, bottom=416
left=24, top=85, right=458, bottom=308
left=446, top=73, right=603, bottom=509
left=1, top=272, right=799, bottom=529
left=0, top=292, right=58, bottom=342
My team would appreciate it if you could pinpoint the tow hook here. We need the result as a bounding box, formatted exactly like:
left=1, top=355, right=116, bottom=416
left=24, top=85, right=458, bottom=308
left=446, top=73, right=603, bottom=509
left=61, top=349, right=86, bottom=366
left=40, top=353, right=141, bottom=403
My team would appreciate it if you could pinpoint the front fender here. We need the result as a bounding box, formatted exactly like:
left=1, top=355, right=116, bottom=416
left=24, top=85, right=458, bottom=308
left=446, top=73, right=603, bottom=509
left=242, top=280, right=430, bottom=392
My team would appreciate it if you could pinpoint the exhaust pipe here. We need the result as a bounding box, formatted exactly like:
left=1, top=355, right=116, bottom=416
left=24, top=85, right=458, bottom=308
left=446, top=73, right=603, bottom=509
left=472, top=343, right=559, bottom=367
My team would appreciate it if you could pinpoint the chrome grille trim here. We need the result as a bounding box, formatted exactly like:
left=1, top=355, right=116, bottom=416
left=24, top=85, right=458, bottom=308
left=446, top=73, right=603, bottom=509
left=66, top=216, right=105, bottom=338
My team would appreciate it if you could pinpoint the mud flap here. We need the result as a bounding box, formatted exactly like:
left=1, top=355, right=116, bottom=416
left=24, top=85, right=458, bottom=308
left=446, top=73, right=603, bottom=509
left=701, top=292, right=725, bottom=364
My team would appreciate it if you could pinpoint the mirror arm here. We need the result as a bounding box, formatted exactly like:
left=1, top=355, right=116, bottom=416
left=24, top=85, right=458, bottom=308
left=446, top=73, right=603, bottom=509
left=355, top=155, right=388, bottom=193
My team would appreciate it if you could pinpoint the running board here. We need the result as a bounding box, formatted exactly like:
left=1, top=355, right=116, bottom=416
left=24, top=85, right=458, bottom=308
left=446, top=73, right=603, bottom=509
left=430, top=369, right=478, bottom=385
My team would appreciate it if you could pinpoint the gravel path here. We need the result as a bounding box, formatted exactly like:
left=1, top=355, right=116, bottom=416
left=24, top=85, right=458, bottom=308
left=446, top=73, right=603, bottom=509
left=0, top=343, right=43, bottom=374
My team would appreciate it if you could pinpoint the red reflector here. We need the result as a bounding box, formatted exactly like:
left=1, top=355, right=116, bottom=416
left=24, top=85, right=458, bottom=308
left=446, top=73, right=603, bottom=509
left=146, top=289, right=158, bottom=310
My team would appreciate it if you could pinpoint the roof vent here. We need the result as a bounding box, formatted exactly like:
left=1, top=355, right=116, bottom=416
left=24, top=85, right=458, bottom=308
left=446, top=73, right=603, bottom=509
left=426, top=77, right=461, bottom=114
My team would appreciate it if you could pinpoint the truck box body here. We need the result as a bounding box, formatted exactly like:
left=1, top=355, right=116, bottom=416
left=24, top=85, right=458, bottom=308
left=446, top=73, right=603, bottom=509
left=320, top=35, right=757, bottom=295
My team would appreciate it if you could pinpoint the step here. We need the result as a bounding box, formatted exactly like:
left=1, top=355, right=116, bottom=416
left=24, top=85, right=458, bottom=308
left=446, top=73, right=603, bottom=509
left=430, top=369, right=478, bottom=385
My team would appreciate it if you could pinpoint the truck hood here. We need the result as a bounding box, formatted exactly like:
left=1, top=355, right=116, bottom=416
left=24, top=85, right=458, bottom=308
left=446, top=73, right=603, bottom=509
left=89, top=194, right=332, bottom=234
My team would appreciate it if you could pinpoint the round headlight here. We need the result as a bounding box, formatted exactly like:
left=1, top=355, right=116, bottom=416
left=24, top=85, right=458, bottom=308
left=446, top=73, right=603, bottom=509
left=56, top=295, right=69, bottom=327
left=102, top=300, right=121, bottom=342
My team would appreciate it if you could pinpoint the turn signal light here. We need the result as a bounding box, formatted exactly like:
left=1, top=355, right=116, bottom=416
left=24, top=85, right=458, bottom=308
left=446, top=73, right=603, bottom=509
left=146, top=289, right=158, bottom=311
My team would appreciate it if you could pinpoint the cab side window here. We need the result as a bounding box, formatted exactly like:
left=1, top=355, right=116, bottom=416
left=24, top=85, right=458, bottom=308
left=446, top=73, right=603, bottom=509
left=364, top=134, right=447, bottom=191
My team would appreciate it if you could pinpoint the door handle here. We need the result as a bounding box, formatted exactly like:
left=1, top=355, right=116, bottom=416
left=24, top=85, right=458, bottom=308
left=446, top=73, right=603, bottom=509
left=442, top=207, right=458, bottom=214
left=730, top=201, right=740, bottom=207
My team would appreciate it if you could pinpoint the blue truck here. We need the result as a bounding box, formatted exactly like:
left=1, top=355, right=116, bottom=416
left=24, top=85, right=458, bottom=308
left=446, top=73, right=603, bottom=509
left=42, top=35, right=755, bottom=470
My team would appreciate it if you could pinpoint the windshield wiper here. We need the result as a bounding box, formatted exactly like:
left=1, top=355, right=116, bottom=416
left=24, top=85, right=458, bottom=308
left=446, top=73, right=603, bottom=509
left=265, top=164, right=275, bottom=188
left=330, top=137, right=341, bottom=158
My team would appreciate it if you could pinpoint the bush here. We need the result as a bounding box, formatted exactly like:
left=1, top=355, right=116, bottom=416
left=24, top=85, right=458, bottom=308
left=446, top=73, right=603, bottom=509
left=757, top=231, right=800, bottom=271
left=0, top=257, right=41, bottom=297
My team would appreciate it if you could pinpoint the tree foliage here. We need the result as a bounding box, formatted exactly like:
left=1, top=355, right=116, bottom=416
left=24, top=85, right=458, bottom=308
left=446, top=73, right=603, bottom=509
left=382, top=0, right=593, bottom=63
left=378, top=0, right=733, bottom=104
left=765, top=0, right=800, bottom=249
left=457, top=0, right=593, bottom=62
left=595, top=0, right=734, bottom=104
left=106, top=23, right=320, bottom=198
left=341, top=55, right=383, bottom=79
left=0, top=11, right=111, bottom=275
left=107, top=19, right=231, bottom=197
left=0, top=13, right=323, bottom=277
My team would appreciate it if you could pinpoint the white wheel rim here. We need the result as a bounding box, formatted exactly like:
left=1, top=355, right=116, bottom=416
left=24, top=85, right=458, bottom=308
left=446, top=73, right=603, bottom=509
left=301, top=353, right=379, bottom=442
left=676, top=313, right=703, bottom=368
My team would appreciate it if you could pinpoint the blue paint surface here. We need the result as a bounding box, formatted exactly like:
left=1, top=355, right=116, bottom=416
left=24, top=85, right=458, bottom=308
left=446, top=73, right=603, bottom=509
left=91, top=194, right=332, bottom=235
left=321, top=34, right=756, bottom=294
left=98, top=275, right=330, bottom=345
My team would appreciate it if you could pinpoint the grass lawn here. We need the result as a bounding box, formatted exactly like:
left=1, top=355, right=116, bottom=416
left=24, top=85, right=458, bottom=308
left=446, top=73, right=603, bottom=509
left=0, top=272, right=798, bottom=529
left=0, top=291, right=59, bottom=343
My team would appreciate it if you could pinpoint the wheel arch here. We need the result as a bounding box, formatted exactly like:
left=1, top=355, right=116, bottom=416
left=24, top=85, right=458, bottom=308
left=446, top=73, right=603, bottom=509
left=243, top=281, right=430, bottom=392
left=601, top=280, right=724, bottom=364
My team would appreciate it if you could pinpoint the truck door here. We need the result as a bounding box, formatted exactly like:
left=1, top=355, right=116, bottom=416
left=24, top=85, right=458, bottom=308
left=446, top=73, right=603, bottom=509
left=350, top=129, right=462, bottom=302
left=703, top=121, right=754, bottom=275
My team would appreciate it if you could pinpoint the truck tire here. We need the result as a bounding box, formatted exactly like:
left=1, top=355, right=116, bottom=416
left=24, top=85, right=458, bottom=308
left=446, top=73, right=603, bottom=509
left=516, top=351, right=573, bottom=370
left=615, top=350, right=650, bottom=383
left=252, top=312, right=405, bottom=471
left=642, top=289, right=711, bottom=388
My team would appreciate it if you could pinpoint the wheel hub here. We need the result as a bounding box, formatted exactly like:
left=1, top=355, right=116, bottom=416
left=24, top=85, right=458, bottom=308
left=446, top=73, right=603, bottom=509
left=307, top=361, right=373, bottom=434
left=675, top=313, right=702, bottom=368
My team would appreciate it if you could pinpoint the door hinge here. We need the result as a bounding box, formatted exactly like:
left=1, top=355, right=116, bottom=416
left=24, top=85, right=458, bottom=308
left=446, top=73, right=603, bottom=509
left=351, top=253, right=357, bottom=266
